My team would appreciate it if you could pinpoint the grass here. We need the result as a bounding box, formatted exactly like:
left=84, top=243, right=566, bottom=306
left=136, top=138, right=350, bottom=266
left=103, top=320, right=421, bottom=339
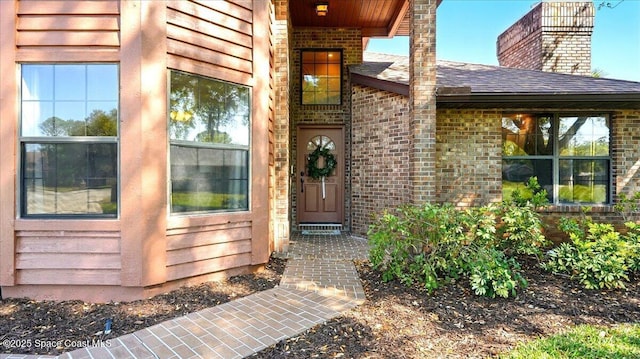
left=99, top=202, right=117, bottom=214
left=171, top=192, right=246, bottom=211
left=499, top=324, right=640, bottom=359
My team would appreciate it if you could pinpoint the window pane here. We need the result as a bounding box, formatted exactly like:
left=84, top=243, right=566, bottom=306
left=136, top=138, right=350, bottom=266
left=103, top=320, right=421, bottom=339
left=170, top=145, right=249, bottom=213
left=85, top=108, right=118, bottom=136
left=88, top=65, right=118, bottom=101
left=169, top=71, right=249, bottom=146
left=559, top=116, right=609, bottom=156
left=301, top=50, right=342, bottom=105
left=314, top=64, right=328, bottom=77
left=20, top=63, right=119, bottom=218
left=22, top=143, right=117, bottom=216
left=22, top=65, right=53, bottom=101
left=21, top=101, right=54, bottom=136
left=55, top=65, right=86, bottom=101
left=302, top=91, right=316, bottom=105
left=328, top=51, right=341, bottom=63
left=21, top=64, right=118, bottom=138
left=502, top=159, right=553, bottom=201
left=302, top=51, right=315, bottom=63
left=502, top=114, right=552, bottom=156
left=328, top=78, right=341, bottom=92
left=327, top=64, right=340, bottom=77
left=327, top=92, right=341, bottom=104
left=559, top=159, right=609, bottom=204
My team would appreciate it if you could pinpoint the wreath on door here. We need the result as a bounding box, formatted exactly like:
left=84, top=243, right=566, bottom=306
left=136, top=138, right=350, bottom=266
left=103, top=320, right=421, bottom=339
left=307, top=146, right=337, bottom=180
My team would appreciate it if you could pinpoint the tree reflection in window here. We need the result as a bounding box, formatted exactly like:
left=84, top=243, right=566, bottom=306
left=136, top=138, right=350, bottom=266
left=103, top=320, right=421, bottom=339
left=169, top=71, right=250, bottom=213
left=20, top=64, right=119, bottom=217
left=301, top=50, right=342, bottom=105
left=502, top=113, right=610, bottom=204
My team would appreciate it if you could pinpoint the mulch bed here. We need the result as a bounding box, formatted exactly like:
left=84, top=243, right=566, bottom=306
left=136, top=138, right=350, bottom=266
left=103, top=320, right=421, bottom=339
left=0, top=257, right=285, bottom=356
left=1, top=254, right=638, bottom=358
left=252, top=256, right=639, bottom=359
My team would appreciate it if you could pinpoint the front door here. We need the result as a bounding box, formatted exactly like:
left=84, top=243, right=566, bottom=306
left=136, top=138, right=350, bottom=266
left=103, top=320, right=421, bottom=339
left=297, top=126, right=344, bottom=224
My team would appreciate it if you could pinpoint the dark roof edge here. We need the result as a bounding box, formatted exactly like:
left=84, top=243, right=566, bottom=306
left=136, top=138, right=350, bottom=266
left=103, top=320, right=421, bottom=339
left=437, top=93, right=640, bottom=109
left=351, top=73, right=409, bottom=96
left=351, top=73, right=640, bottom=109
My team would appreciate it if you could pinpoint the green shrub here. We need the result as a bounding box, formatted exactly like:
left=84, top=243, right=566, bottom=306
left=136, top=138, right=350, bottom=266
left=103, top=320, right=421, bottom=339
left=468, top=247, right=527, bottom=298
left=368, top=203, right=469, bottom=291
left=494, top=176, right=550, bottom=256
left=543, top=217, right=639, bottom=290
left=368, top=179, right=548, bottom=298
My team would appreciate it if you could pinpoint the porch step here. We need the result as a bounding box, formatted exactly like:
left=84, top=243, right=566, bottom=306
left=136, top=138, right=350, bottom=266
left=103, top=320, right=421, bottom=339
left=299, top=223, right=342, bottom=235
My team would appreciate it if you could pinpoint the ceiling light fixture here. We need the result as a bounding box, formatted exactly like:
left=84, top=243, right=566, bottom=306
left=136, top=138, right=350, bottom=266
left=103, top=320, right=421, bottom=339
left=315, top=2, right=328, bottom=16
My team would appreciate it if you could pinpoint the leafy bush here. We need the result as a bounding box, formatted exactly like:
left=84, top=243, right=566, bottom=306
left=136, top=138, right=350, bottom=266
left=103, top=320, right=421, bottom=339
left=368, top=203, right=469, bottom=291
left=494, top=177, right=550, bottom=256
left=368, top=178, right=548, bottom=298
left=623, top=222, right=640, bottom=273
left=543, top=217, right=640, bottom=290
left=468, top=247, right=527, bottom=298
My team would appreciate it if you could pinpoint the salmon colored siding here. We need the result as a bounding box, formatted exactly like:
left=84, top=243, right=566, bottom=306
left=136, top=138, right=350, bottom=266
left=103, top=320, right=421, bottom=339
left=166, top=222, right=252, bottom=281
left=0, top=0, right=18, bottom=286
left=17, top=0, right=120, bottom=48
left=167, top=0, right=253, bottom=84
left=15, top=227, right=122, bottom=287
left=0, top=0, right=273, bottom=302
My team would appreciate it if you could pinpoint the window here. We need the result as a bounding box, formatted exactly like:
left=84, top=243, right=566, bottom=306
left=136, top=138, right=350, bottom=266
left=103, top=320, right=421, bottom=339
left=169, top=71, right=250, bottom=213
left=502, top=113, right=611, bottom=205
left=301, top=50, right=342, bottom=105
left=20, top=64, right=119, bottom=217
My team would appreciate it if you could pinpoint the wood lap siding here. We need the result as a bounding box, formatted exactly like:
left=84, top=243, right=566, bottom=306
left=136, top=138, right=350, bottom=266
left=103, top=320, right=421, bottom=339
left=166, top=222, right=253, bottom=281
left=12, top=0, right=123, bottom=288
left=15, top=231, right=121, bottom=285
left=16, top=0, right=120, bottom=49
left=164, top=1, right=259, bottom=282
left=167, top=0, right=253, bottom=85
left=9, top=0, right=264, bottom=291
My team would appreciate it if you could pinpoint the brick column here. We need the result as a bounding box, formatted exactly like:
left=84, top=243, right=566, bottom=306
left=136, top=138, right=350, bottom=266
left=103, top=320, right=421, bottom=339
left=273, top=0, right=291, bottom=251
left=409, top=0, right=437, bottom=204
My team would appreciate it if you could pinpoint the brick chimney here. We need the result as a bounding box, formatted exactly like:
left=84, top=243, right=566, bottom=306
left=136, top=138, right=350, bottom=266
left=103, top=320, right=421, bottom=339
left=497, top=1, right=595, bottom=76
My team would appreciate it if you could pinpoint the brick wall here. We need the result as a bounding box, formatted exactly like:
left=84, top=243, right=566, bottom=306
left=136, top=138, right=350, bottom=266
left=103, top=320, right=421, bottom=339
left=436, top=109, right=503, bottom=207
left=290, top=28, right=362, bottom=230
left=272, top=0, right=291, bottom=251
left=350, top=85, right=412, bottom=236
left=613, top=110, right=640, bottom=197
left=497, top=2, right=594, bottom=76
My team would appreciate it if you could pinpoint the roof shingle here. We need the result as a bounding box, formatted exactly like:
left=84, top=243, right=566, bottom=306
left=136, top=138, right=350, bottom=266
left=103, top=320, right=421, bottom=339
left=350, top=52, right=640, bottom=95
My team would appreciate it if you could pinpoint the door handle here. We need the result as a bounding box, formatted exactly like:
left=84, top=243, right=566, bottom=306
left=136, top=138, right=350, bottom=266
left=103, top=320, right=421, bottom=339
left=300, top=171, right=304, bottom=193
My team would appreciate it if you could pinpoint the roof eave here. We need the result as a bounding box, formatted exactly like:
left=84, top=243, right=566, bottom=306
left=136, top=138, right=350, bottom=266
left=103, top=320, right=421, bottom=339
left=351, top=72, right=409, bottom=96
left=436, top=93, right=640, bottom=109
left=351, top=72, right=640, bottom=109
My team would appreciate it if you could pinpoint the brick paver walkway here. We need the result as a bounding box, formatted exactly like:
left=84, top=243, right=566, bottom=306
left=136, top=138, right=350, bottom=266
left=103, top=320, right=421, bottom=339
left=0, top=233, right=369, bottom=359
